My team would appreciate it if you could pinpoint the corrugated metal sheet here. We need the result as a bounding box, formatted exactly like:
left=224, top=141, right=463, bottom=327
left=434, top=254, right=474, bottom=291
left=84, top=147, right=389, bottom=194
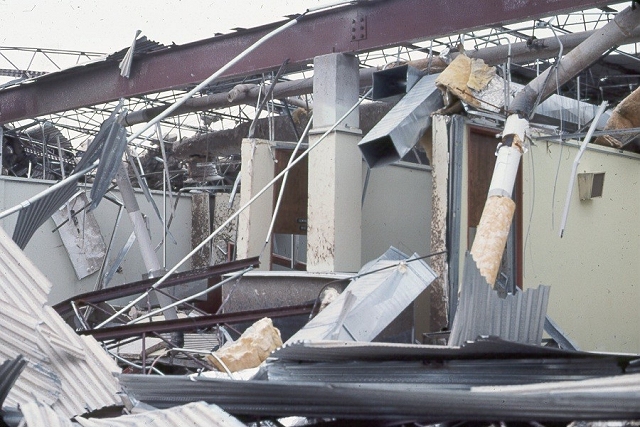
left=12, top=102, right=127, bottom=249
left=20, top=400, right=76, bottom=427
left=269, top=337, right=635, bottom=363
left=119, top=372, right=640, bottom=421
left=449, top=253, right=550, bottom=346
left=0, top=226, right=120, bottom=417
left=0, top=356, right=26, bottom=407
left=11, top=180, right=78, bottom=249
left=359, top=73, right=443, bottom=168
left=74, top=402, right=245, bottom=427
left=265, top=357, right=622, bottom=386
left=286, top=247, right=437, bottom=343
left=87, top=102, right=127, bottom=211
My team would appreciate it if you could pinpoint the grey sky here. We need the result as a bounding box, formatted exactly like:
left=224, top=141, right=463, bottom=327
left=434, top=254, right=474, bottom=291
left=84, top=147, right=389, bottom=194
left=0, top=1, right=323, bottom=53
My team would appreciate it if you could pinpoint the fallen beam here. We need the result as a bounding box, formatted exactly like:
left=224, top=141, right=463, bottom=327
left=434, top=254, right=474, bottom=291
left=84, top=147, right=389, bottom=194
left=53, top=256, right=260, bottom=317
left=81, top=302, right=314, bottom=341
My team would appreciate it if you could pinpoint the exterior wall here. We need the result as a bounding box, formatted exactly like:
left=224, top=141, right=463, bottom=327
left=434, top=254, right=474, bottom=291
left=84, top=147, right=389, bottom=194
left=361, top=161, right=432, bottom=263
left=521, top=139, right=640, bottom=353
left=0, top=176, right=193, bottom=304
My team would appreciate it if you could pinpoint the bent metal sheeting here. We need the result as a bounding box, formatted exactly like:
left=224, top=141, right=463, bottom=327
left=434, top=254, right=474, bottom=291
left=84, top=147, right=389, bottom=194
left=0, top=226, right=120, bottom=417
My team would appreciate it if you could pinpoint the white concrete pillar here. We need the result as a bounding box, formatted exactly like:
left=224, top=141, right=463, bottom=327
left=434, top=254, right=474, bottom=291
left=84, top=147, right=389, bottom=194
left=307, top=53, right=362, bottom=273
left=236, top=138, right=274, bottom=270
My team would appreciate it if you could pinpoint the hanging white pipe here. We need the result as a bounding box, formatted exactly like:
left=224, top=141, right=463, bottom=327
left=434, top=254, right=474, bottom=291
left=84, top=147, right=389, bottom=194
left=558, top=101, right=607, bottom=238
left=471, top=5, right=640, bottom=286
left=96, top=88, right=373, bottom=329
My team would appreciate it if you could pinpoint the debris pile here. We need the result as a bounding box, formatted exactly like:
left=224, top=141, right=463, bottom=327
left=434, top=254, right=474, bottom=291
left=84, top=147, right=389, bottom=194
left=0, top=229, right=638, bottom=425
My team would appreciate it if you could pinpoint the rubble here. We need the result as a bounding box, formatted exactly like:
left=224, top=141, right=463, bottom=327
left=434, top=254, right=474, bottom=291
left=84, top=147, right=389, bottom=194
left=0, top=1, right=640, bottom=425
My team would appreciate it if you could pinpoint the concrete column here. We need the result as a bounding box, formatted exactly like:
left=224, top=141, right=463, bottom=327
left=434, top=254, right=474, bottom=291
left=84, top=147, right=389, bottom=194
left=427, top=115, right=450, bottom=332
left=307, top=53, right=362, bottom=273
left=236, top=138, right=274, bottom=270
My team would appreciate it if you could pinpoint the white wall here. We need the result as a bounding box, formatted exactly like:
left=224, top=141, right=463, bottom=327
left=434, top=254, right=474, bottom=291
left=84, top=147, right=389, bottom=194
left=361, top=161, right=432, bottom=263
left=522, top=139, right=640, bottom=353
left=0, top=176, right=193, bottom=304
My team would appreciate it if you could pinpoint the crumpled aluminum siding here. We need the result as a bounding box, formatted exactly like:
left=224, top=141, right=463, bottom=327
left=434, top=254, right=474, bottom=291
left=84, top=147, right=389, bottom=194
left=0, top=226, right=120, bottom=417
left=449, top=253, right=550, bottom=346
left=12, top=102, right=126, bottom=249
left=286, top=247, right=436, bottom=343
left=12, top=180, right=78, bottom=249
left=19, top=400, right=76, bottom=427
left=74, top=401, right=245, bottom=427
left=119, top=372, right=640, bottom=421
left=88, top=118, right=127, bottom=211
left=0, top=356, right=26, bottom=407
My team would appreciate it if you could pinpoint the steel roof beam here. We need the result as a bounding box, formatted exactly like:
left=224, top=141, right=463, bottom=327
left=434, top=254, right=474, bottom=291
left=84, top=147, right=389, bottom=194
left=0, top=0, right=614, bottom=123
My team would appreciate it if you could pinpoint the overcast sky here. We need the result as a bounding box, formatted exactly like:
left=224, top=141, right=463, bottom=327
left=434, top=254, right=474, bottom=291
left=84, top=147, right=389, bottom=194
left=0, top=0, right=324, bottom=53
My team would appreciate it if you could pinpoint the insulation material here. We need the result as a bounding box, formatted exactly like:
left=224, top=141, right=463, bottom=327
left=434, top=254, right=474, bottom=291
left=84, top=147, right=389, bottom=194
left=0, top=226, right=120, bottom=418
left=470, top=195, right=516, bottom=286
left=435, top=54, right=505, bottom=113
left=206, top=317, right=283, bottom=372
left=594, top=85, right=640, bottom=152
left=468, top=58, right=496, bottom=91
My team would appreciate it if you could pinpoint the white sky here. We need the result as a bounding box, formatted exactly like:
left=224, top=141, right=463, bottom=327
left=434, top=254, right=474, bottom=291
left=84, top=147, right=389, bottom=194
left=0, top=0, right=324, bottom=53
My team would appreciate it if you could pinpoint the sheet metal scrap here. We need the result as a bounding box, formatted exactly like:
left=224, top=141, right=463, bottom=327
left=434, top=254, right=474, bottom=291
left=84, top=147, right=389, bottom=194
left=19, top=400, right=75, bottom=427
left=449, top=253, right=550, bottom=346
left=118, top=371, right=640, bottom=422
left=74, top=401, right=245, bottom=427
left=11, top=101, right=126, bottom=249
left=0, top=226, right=120, bottom=418
left=287, top=247, right=437, bottom=343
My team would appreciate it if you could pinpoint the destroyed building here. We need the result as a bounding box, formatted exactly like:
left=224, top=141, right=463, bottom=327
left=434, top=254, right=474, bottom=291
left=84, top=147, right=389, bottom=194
left=0, top=0, right=639, bottom=425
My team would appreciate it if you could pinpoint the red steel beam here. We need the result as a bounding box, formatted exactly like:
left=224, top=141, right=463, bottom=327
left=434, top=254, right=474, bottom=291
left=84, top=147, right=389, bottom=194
left=0, top=0, right=613, bottom=123
left=81, top=302, right=314, bottom=341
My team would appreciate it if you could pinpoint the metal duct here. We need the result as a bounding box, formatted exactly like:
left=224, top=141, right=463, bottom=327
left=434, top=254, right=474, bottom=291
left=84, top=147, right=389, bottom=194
left=359, top=73, right=442, bottom=168
left=372, top=64, right=424, bottom=101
